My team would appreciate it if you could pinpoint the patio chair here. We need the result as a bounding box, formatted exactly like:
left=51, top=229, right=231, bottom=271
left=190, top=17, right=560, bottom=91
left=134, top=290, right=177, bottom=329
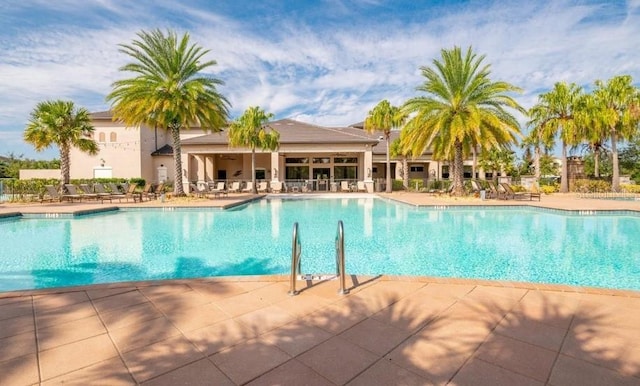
left=487, top=181, right=505, bottom=200
left=241, top=181, right=254, bottom=193
left=500, top=182, right=541, bottom=201
left=257, top=181, right=269, bottom=193
left=107, top=183, right=137, bottom=202
left=65, top=184, right=93, bottom=201
left=88, top=183, right=113, bottom=203
left=340, top=180, right=351, bottom=192
left=190, top=183, right=207, bottom=197
left=41, top=185, right=62, bottom=203
left=270, top=181, right=283, bottom=193
left=229, top=181, right=241, bottom=193
left=210, top=181, right=228, bottom=198
left=356, top=181, right=367, bottom=193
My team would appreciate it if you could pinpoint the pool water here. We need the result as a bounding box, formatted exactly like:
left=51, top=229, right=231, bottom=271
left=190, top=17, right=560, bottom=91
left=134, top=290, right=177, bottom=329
left=1, top=198, right=639, bottom=292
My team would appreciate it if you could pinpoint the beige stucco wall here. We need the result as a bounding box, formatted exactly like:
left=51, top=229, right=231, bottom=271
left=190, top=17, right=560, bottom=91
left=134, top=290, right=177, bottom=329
left=19, top=169, right=60, bottom=180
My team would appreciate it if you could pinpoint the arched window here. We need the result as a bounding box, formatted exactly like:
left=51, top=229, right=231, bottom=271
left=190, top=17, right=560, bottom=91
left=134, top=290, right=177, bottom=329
left=110, top=132, right=117, bottom=142
left=98, top=132, right=106, bottom=142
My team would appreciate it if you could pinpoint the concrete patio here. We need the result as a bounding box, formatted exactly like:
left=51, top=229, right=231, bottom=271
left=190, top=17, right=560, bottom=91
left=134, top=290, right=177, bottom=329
left=0, top=192, right=639, bottom=385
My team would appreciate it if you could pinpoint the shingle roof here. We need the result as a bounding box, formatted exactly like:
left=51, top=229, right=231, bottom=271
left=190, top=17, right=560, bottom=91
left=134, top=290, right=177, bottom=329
left=89, top=111, right=113, bottom=120
left=151, top=144, right=174, bottom=156
left=181, top=118, right=379, bottom=146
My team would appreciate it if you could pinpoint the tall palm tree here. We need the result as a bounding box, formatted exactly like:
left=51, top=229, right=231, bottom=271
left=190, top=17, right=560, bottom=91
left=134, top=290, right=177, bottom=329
left=107, top=29, right=230, bottom=196
left=401, top=46, right=524, bottom=196
left=592, top=75, right=640, bottom=191
left=528, top=82, right=582, bottom=193
left=228, top=106, right=280, bottom=194
left=364, top=100, right=405, bottom=193
left=24, top=100, right=98, bottom=186
left=525, top=104, right=557, bottom=184
left=390, top=137, right=410, bottom=190
left=574, top=92, right=609, bottom=178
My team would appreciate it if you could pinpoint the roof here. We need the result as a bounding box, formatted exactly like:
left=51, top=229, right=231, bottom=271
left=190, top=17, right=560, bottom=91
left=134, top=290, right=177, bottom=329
left=151, top=144, right=174, bottom=156
left=89, top=111, right=113, bottom=120
left=181, top=118, right=380, bottom=146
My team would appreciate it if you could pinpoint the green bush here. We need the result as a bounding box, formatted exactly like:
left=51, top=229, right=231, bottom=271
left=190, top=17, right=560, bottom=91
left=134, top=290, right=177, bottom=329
left=571, top=179, right=611, bottom=193
left=621, top=184, right=640, bottom=193
left=129, top=178, right=146, bottom=188
left=391, top=180, right=405, bottom=191
left=511, top=184, right=527, bottom=193
left=540, top=185, right=557, bottom=194
left=408, top=179, right=424, bottom=191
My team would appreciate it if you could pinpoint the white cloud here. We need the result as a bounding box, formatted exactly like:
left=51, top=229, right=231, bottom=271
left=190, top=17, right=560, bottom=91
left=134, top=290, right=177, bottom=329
left=1, top=0, right=639, bottom=158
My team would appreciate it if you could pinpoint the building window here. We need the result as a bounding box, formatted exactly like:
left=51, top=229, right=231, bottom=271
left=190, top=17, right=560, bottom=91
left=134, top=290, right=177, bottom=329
left=442, top=165, right=450, bottom=179
left=312, top=157, right=330, bottom=164
left=410, top=165, right=424, bottom=172
left=463, top=165, right=472, bottom=179
left=285, top=157, right=308, bottom=164
left=334, top=157, right=358, bottom=164
left=286, top=166, right=309, bottom=180
left=110, top=132, right=117, bottom=142
left=334, top=166, right=357, bottom=180
left=98, top=132, right=106, bottom=142
left=255, top=168, right=266, bottom=180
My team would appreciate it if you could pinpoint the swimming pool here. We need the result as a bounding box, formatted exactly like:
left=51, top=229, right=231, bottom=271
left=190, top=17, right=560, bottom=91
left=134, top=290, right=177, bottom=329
left=1, top=198, right=639, bottom=292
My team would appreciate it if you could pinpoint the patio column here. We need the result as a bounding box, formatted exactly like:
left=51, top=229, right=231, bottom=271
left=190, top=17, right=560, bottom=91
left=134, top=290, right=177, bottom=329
left=194, top=155, right=205, bottom=182
left=363, top=147, right=374, bottom=193
left=271, top=151, right=280, bottom=182
left=205, top=156, right=214, bottom=181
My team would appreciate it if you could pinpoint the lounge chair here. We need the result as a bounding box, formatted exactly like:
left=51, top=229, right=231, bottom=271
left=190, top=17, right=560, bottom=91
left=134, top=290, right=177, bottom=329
left=107, top=183, right=137, bottom=202
left=210, top=182, right=228, bottom=198
left=64, top=184, right=93, bottom=201
left=340, top=181, right=351, bottom=192
left=487, top=181, right=505, bottom=199
left=356, top=181, right=367, bottom=193
left=229, top=181, right=241, bottom=193
left=500, top=182, right=541, bottom=201
left=257, top=181, right=269, bottom=193
left=40, top=185, right=62, bottom=203
left=270, top=181, right=284, bottom=193
left=241, top=181, right=254, bottom=193
left=87, top=183, right=113, bottom=203
left=190, top=183, right=207, bottom=197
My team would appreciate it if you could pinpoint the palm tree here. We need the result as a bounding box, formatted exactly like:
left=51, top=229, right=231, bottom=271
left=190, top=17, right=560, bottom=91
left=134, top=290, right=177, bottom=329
left=364, top=100, right=405, bottom=193
left=527, top=82, right=582, bottom=193
left=107, top=29, right=230, bottom=196
left=389, top=137, right=410, bottom=190
left=401, top=46, right=524, bottom=196
left=592, top=75, right=640, bottom=191
left=24, top=100, right=98, bottom=186
left=525, top=104, right=557, bottom=184
left=574, top=92, right=609, bottom=178
left=228, top=106, right=280, bottom=194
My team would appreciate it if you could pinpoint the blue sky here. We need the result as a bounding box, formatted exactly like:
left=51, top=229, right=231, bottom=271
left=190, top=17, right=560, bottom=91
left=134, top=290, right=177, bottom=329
left=1, top=0, right=639, bottom=159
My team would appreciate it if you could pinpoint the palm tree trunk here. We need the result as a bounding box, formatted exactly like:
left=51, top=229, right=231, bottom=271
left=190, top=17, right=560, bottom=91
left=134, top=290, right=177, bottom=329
left=60, top=143, right=70, bottom=187
left=171, top=124, right=186, bottom=196
left=453, top=141, right=464, bottom=196
left=251, top=148, right=257, bottom=194
left=534, top=146, right=541, bottom=182
left=403, top=157, right=409, bottom=190
left=560, top=141, right=569, bottom=193
left=385, top=132, right=391, bottom=193
left=594, top=148, right=600, bottom=178
left=611, top=130, right=620, bottom=191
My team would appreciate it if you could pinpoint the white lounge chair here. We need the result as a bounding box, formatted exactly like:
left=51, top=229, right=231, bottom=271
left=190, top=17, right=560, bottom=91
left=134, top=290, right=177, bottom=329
left=241, top=181, right=254, bottom=193
left=357, top=181, right=367, bottom=192
left=257, top=181, right=269, bottom=193
left=270, top=181, right=283, bottom=193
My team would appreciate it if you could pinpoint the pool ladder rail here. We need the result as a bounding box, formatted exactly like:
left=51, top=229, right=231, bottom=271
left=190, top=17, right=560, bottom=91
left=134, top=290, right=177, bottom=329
left=288, top=221, right=349, bottom=296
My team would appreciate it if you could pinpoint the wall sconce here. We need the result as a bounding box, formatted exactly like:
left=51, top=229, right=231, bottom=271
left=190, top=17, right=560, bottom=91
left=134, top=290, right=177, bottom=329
left=367, top=168, right=372, bottom=178
left=273, top=168, right=278, bottom=178
left=100, top=158, right=105, bottom=167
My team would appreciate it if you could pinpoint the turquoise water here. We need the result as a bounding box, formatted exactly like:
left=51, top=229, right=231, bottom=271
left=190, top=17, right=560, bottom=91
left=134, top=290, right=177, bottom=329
left=1, top=198, right=639, bottom=292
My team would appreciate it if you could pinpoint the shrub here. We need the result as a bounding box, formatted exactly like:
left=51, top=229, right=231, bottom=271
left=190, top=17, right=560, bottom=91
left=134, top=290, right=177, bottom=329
left=621, top=184, right=640, bottom=193
left=129, top=178, right=146, bottom=187
left=408, top=179, right=425, bottom=191
left=571, top=179, right=611, bottom=193
left=391, top=180, right=405, bottom=191
left=540, top=184, right=558, bottom=194
left=511, top=184, right=526, bottom=193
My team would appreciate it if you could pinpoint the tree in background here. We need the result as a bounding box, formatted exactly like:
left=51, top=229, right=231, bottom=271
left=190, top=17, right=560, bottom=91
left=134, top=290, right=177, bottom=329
left=0, top=153, right=60, bottom=179
left=401, top=46, right=524, bottom=196
left=364, top=100, right=405, bottom=193
left=478, top=147, right=516, bottom=183
left=107, top=29, right=230, bottom=196
left=591, top=75, right=640, bottom=191
left=228, top=106, right=279, bottom=194
left=390, top=136, right=409, bottom=190
left=527, top=82, right=583, bottom=193
left=24, top=100, right=98, bottom=186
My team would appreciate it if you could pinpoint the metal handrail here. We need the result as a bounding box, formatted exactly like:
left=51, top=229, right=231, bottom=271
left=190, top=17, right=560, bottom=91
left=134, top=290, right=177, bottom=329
left=335, top=220, right=349, bottom=294
left=288, top=222, right=302, bottom=295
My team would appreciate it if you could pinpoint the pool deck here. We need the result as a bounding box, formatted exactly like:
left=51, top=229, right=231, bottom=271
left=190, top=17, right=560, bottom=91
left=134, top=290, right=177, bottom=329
left=1, top=193, right=639, bottom=385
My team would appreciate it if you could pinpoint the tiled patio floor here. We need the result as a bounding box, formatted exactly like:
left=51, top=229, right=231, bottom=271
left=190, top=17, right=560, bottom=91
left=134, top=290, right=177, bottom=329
left=1, top=276, right=640, bottom=385
left=1, top=193, right=639, bottom=385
